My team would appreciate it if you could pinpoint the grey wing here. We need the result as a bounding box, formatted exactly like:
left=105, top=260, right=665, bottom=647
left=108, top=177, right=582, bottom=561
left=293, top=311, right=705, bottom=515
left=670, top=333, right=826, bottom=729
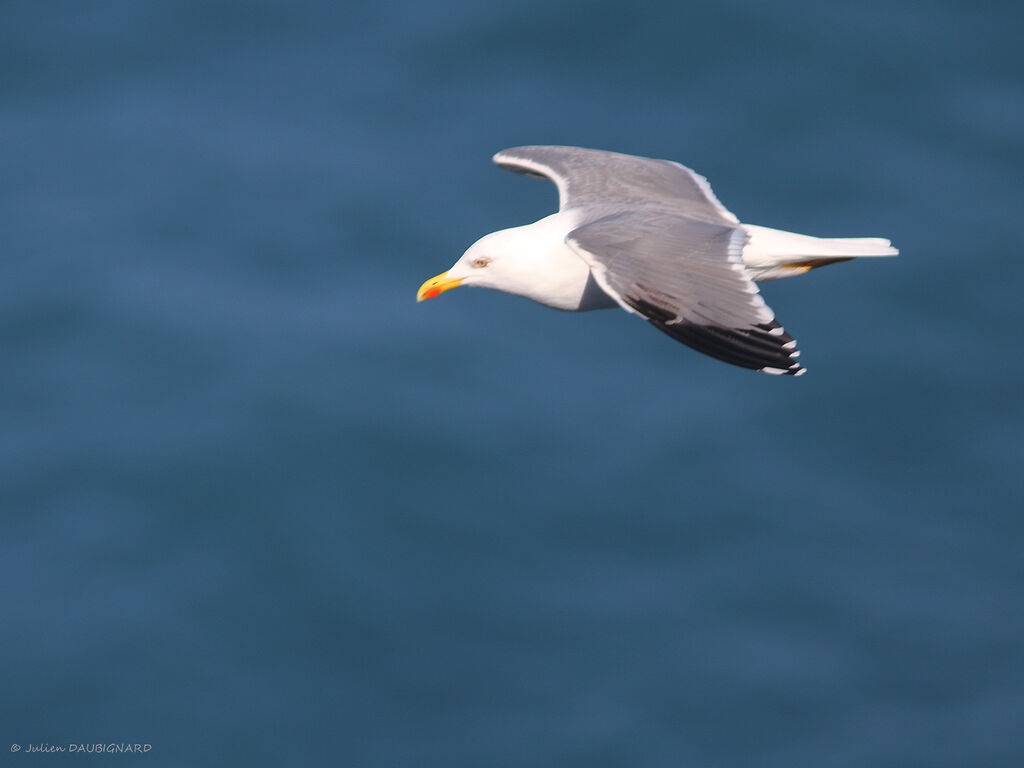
left=493, top=146, right=739, bottom=225
left=567, top=212, right=805, bottom=375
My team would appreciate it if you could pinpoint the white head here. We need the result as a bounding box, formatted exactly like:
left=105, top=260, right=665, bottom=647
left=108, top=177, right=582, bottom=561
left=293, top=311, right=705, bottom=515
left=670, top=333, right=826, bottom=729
left=416, top=227, right=527, bottom=301
left=417, top=216, right=592, bottom=310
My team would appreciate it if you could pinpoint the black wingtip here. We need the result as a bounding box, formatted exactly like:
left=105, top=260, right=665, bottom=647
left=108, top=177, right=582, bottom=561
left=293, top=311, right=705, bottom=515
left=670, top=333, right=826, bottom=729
left=639, top=312, right=805, bottom=376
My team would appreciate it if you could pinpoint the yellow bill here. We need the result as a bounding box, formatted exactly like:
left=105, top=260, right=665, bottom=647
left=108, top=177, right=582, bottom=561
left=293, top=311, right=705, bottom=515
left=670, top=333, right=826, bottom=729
left=417, top=271, right=464, bottom=302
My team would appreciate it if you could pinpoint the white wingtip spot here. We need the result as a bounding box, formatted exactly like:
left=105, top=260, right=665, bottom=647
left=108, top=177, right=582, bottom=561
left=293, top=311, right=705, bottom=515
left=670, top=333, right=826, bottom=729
left=762, top=364, right=806, bottom=376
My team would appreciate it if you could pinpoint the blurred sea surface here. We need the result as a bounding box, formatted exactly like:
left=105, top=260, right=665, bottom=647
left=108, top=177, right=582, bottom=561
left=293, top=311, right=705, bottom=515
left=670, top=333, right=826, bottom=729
left=2, top=1, right=1022, bottom=765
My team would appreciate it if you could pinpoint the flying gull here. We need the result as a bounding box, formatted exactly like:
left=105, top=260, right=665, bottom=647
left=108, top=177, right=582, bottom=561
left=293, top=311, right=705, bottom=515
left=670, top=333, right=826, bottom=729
left=417, top=146, right=897, bottom=375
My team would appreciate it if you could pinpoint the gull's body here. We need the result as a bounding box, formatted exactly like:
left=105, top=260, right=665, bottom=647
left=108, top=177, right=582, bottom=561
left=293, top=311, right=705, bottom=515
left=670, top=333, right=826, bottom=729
left=418, top=146, right=897, bottom=375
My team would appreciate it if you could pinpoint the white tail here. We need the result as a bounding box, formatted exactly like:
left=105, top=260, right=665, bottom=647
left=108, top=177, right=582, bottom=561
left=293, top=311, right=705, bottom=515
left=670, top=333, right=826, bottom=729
left=741, top=223, right=898, bottom=281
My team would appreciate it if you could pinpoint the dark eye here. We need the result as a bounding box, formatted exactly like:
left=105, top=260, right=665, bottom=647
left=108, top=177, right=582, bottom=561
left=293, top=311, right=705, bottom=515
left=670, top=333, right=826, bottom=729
left=472, top=257, right=490, bottom=268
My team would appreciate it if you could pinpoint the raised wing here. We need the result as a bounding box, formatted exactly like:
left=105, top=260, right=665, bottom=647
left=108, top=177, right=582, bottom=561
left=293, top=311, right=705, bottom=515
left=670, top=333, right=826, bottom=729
left=567, top=211, right=805, bottom=375
left=493, top=146, right=739, bottom=225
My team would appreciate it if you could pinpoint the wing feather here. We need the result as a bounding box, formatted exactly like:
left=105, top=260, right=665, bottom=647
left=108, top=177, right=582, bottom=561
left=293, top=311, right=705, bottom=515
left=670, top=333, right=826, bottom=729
left=494, top=146, right=739, bottom=225
left=567, top=212, right=805, bottom=375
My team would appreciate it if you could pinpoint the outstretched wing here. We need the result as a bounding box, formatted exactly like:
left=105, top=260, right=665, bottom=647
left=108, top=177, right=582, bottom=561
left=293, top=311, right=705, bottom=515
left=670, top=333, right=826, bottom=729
left=567, top=211, right=805, bottom=375
left=493, top=145, right=739, bottom=225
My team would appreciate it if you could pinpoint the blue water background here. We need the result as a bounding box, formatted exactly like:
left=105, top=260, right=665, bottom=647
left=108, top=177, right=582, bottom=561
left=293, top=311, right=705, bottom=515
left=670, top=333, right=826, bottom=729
left=2, top=1, right=1022, bottom=765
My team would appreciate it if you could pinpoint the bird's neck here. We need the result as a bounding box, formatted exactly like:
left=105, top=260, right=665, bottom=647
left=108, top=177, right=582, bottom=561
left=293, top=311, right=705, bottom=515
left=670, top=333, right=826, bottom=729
left=503, top=213, right=605, bottom=312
